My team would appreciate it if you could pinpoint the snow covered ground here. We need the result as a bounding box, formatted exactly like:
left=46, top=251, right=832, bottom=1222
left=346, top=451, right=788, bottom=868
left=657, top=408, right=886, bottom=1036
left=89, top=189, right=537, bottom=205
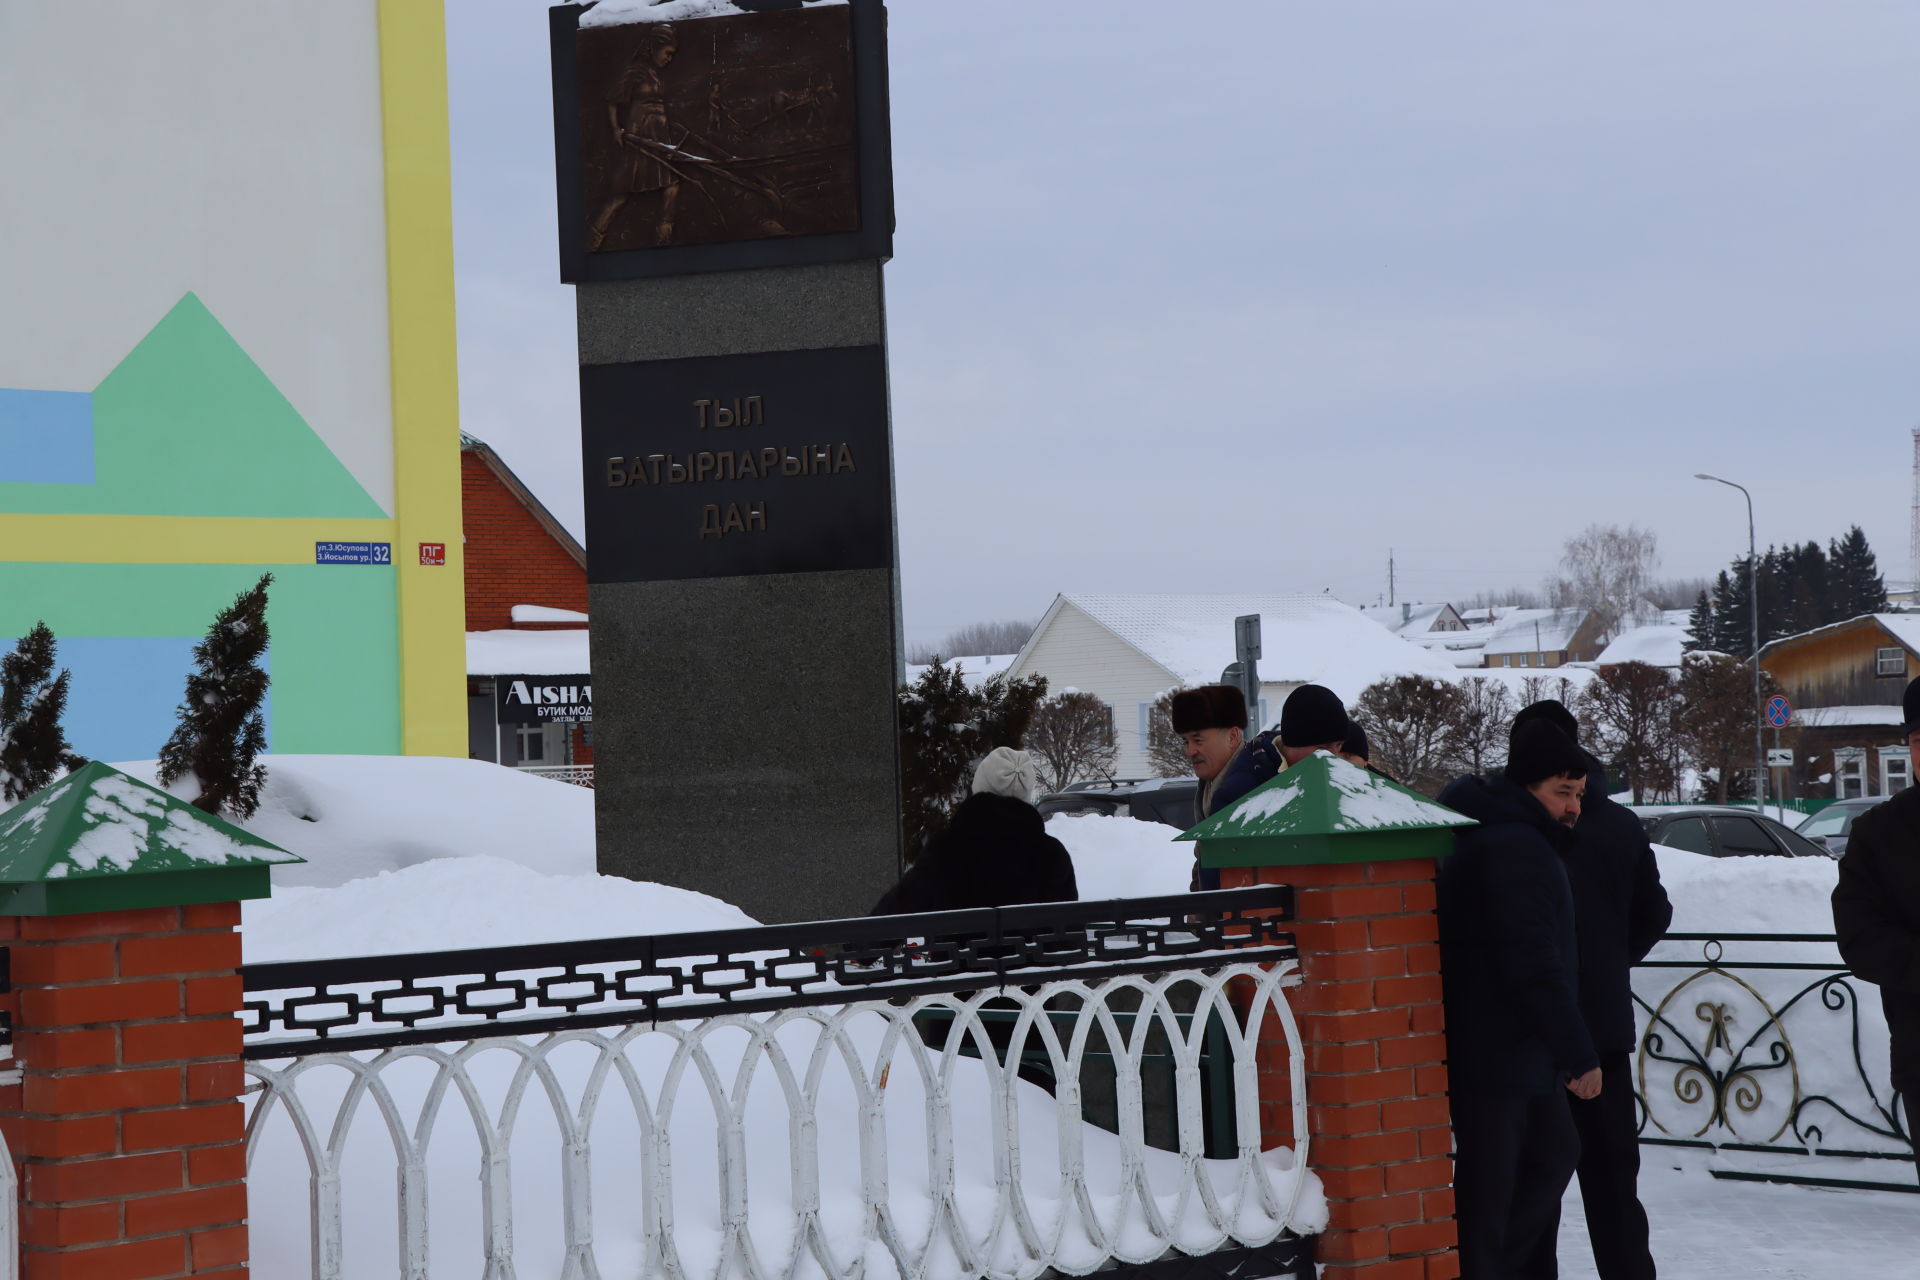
left=1558, top=1148, right=1916, bottom=1279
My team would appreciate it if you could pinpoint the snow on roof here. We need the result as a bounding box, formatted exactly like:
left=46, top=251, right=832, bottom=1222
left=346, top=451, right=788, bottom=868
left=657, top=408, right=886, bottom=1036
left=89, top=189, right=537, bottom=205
left=903, top=653, right=1019, bottom=690
left=582, top=0, right=846, bottom=27
left=1356, top=602, right=1457, bottom=635
left=1761, top=612, right=1920, bottom=659
left=511, top=605, right=588, bottom=625
left=1794, top=705, right=1904, bottom=728
left=1595, top=624, right=1689, bottom=669
left=1057, top=593, right=1458, bottom=702
left=1480, top=608, right=1590, bottom=656
left=468, top=629, right=589, bottom=677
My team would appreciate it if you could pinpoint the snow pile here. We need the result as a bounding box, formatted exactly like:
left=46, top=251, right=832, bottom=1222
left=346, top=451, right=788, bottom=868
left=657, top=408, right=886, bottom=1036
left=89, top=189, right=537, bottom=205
left=243, top=856, right=753, bottom=962
left=1050, top=812, right=1193, bottom=900
left=110, top=755, right=595, bottom=889
left=1795, top=705, right=1902, bottom=727
left=467, top=627, right=589, bottom=676
left=1653, top=844, right=1838, bottom=934
left=582, top=0, right=846, bottom=27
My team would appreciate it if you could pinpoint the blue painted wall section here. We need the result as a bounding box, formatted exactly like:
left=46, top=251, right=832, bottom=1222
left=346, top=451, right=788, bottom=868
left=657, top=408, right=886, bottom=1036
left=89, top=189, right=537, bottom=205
left=0, top=389, right=95, bottom=484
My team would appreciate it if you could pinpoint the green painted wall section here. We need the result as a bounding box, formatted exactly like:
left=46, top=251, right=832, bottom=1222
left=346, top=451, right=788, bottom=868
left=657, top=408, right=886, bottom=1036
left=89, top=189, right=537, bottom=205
left=0, top=293, right=386, bottom=518
left=0, top=562, right=401, bottom=754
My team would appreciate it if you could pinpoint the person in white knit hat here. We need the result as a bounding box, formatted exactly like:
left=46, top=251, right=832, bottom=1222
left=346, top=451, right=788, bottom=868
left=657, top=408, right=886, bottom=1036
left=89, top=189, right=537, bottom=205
left=871, top=747, right=1076, bottom=915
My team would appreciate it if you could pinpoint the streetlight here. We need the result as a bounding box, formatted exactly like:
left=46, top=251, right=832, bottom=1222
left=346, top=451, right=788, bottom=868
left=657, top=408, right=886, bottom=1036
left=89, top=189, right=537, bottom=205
left=1695, top=473, right=1765, bottom=815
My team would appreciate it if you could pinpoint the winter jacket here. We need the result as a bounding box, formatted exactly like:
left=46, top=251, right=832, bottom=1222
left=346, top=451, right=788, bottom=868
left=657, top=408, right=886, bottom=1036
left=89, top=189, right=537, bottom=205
left=1832, top=785, right=1920, bottom=1100
left=1210, top=730, right=1283, bottom=818
left=1436, top=773, right=1598, bottom=1095
left=871, top=793, right=1078, bottom=916
left=1565, top=752, right=1674, bottom=1053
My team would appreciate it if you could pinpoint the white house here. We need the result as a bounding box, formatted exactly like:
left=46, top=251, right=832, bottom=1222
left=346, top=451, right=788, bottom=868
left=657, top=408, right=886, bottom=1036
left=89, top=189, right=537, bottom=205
left=1005, top=593, right=1460, bottom=779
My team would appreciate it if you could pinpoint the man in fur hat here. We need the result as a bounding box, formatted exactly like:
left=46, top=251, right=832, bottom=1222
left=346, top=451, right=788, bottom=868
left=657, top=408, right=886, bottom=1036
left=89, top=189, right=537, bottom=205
left=1170, top=684, right=1249, bottom=824
left=1208, top=683, right=1351, bottom=817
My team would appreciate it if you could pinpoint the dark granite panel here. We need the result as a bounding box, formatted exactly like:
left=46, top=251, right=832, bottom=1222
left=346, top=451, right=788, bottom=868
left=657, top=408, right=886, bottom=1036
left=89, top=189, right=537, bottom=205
left=588, top=568, right=902, bottom=923
left=578, top=261, right=884, bottom=366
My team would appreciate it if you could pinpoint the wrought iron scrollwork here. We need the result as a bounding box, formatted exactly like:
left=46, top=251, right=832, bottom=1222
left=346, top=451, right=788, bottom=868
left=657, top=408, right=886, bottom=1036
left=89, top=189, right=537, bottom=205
left=1634, top=933, right=1912, bottom=1179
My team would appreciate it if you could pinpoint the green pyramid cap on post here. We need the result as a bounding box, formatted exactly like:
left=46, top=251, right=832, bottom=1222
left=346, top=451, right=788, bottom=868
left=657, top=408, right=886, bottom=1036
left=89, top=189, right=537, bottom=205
left=0, top=762, right=304, bottom=915
left=1176, top=751, right=1476, bottom=868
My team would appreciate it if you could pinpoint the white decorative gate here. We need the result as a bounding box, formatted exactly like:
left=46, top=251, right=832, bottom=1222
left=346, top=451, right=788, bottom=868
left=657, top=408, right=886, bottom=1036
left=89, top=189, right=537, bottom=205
left=239, top=889, right=1321, bottom=1279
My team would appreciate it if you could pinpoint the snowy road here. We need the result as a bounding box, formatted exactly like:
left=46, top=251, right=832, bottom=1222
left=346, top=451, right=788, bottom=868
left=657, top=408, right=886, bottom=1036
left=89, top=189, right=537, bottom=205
left=1557, top=1150, right=1916, bottom=1279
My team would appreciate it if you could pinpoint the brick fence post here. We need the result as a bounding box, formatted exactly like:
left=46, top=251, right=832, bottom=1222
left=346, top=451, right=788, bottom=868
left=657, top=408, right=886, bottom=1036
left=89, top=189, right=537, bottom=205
left=0, top=763, right=301, bottom=1279
left=1184, top=753, right=1469, bottom=1280
left=1224, top=858, right=1458, bottom=1279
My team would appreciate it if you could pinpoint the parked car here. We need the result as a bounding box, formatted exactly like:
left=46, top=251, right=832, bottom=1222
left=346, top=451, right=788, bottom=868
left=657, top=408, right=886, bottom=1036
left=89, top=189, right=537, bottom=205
left=1629, top=805, right=1835, bottom=859
left=1793, top=797, right=1884, bottom=856
left=1037, top=777, right=1198, bottom=830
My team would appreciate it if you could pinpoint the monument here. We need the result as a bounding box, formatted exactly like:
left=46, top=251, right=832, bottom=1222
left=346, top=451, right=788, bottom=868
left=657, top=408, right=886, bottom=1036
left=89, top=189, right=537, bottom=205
left=551, top=0, right=899, bottom=923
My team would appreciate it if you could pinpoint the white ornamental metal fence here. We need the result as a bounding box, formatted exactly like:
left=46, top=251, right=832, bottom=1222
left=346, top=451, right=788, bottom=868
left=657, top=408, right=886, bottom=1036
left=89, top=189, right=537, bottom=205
left=238, top=890, right=1321, bottom=1280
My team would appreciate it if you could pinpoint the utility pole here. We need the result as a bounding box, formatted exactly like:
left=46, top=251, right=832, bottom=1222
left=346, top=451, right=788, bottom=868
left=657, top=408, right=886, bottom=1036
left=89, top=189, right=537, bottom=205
left=1696, top=474, right=1765, bottom=814
left=1388, top=550, right=1395, bottom=609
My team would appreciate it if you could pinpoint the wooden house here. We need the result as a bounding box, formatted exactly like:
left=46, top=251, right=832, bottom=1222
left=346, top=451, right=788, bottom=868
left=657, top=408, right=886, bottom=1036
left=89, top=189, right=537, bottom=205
left=1759, top=614, right=1920, bottom=799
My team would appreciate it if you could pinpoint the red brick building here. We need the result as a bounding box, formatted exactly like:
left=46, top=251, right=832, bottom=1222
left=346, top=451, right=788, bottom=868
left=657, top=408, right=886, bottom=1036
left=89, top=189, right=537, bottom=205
left=461, top=435, right=593, bottom=775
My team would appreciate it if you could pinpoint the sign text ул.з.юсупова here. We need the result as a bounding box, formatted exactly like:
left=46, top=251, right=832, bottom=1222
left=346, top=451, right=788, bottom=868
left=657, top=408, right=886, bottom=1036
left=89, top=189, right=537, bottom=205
left=315, top=542, right=392, bottom=565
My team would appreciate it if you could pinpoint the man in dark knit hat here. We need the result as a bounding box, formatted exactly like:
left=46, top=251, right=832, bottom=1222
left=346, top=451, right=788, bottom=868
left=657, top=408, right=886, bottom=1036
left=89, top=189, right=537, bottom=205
left=1437, top=719, right=1600, bottom=1280
left=1833, top=676, right=1920, bottom=1177
left=1511, top=700, right=1670, bottom=1279
left=1208, top=683, right=1350, bottom=817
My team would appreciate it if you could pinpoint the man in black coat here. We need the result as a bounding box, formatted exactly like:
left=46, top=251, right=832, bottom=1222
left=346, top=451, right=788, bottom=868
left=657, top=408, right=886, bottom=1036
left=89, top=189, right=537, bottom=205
left=872, top=747, right=1077, bottom=915
left=1833, top=678, right=1920, bottom=1172
left=1511, top=701, right=1672, bottom=1279
left=1438, top=720, right=1601, bottom=1280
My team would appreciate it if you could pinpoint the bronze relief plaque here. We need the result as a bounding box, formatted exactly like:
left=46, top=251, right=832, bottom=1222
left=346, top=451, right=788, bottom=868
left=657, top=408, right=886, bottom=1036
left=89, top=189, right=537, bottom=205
left=575, top=7, right=861, bottom=254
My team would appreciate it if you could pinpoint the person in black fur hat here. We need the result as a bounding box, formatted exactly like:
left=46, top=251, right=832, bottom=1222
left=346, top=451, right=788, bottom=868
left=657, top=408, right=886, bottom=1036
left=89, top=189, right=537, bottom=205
left=1833, top=675, right=1920, bottom=1181
left=1510, top=700, right=1671, bottom=1280
left=1437, top=719, right=1599, bottom=1278
left=1171, top=684, right=1248, bottom=821
left=1207, top=683, right=1349, bottom=819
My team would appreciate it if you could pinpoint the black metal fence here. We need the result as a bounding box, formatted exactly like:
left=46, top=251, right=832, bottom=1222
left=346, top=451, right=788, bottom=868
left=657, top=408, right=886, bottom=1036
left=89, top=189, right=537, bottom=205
left=241, top=885, right=1297, bottom=1055
left=1634, top=931, right=1915, bottom=1193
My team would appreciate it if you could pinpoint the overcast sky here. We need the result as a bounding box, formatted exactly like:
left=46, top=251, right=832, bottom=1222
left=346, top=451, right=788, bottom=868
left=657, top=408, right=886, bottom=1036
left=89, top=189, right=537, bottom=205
left=448, top=1, right=1920, bottom=649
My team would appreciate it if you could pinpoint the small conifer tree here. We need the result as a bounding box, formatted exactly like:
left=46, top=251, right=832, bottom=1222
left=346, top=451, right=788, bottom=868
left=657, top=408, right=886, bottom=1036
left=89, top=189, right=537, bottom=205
left=0, top=623, right=86, bottom=804
left=159, top=574, right=273, bottom=819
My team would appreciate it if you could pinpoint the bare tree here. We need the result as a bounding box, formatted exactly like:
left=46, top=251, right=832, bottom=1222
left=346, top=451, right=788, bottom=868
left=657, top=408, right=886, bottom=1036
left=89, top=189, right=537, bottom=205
left=907, top=618, right=1039, bottom=664
left=1552, top=523, right=1659, bottom=643
left=1027, top=691, right=1119, bottom=793
left=1461, top=588, right=1546, bottom=611
left=1676, top=652, right=1774, bottom=803
left=1450, top=677, right=1514, bottom=777
left=1145, top=689, right=1193, bottom=778
left=1354, top=676, right=1465, bottom=797
left=1578, top=661, right=1680, bottom=803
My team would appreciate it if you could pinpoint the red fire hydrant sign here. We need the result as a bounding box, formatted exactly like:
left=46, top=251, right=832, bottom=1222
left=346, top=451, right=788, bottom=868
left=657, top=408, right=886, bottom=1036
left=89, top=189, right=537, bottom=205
left=419, top=542, right=446, bottom=566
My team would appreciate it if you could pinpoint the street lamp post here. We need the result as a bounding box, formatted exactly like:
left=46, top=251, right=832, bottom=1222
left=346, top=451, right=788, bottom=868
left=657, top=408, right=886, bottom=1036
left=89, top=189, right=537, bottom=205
left=1696, top=473, right=1765, bottom=815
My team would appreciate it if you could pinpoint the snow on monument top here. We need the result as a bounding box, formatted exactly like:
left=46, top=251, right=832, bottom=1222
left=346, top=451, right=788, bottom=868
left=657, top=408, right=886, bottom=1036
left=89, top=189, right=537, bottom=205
left=581, top=0, right=847, bottom=29
left=1178, top=751, right=1472, bottom=844
left=0, top=762, right=301, bottom=910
